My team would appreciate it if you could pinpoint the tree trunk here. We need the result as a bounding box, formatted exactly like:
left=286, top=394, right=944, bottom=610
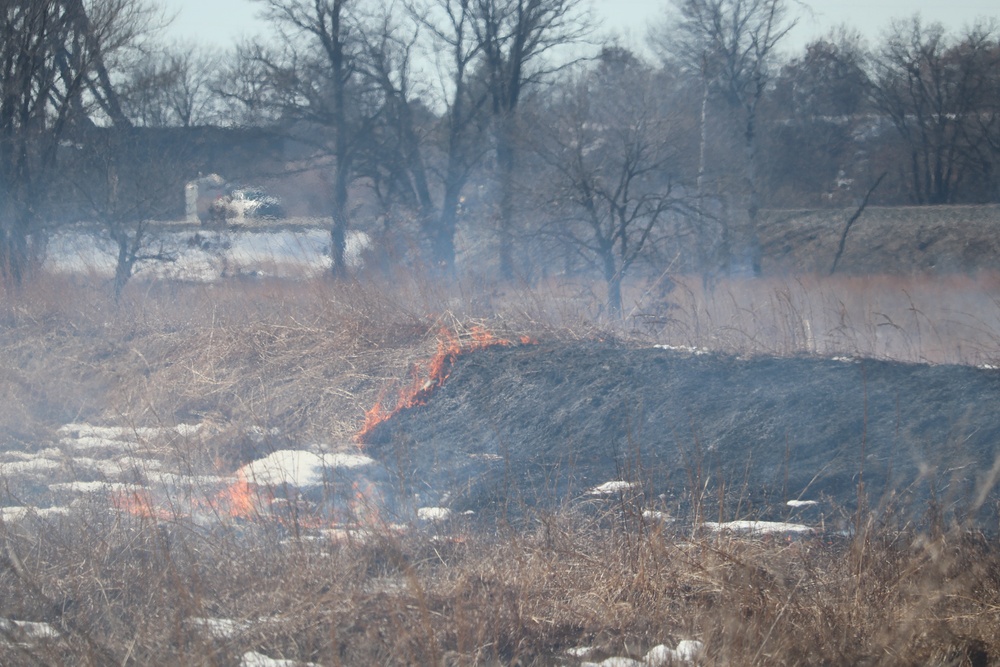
left=496, top=112, right=516, bottom=280
left=603, top=249, right=622, bottom=318
left=114, top=238, right=132, bottom=302
left=433, top=181, right=462, bottom=273
left=743, top=110, right=762, bottom=276
left=330, top=168, right=350, bottom=279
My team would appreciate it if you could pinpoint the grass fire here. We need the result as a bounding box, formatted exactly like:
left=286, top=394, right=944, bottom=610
left=1, top=273, right=1000, bottom=665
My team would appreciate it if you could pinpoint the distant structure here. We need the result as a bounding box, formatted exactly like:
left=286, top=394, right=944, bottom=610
left=185, top=174, right=227, bottom=224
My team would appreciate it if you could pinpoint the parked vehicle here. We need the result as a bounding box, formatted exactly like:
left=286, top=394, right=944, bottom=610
left=207, top=186, right=285, bottom=223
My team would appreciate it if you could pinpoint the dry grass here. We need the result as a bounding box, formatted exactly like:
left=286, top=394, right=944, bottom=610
left=625, top=273, right=1000, bottom=365
left=1, top=503, right=998, bottom=665
left=1, top=270, right=1000, bottom=664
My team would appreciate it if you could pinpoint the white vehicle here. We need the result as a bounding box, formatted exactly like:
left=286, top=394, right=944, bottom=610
left=207, top=186, right=285, bottom=223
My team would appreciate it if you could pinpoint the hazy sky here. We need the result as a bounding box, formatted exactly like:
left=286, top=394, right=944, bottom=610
left=164, top=0, right=998, bottom=55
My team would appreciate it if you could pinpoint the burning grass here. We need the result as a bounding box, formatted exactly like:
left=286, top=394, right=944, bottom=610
left=357, top=325, right=535, bottom=441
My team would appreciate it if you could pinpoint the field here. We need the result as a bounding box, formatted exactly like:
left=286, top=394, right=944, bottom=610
left=1, top=271, right=1000, bottom=665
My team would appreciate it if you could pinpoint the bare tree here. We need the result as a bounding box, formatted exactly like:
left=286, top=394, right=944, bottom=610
left=353, top=5, right=436, bottom=228
left=250, top=0, right=366, bottom=278
left=403, top=0, right=491, bottom=272
left=535, top=50, right=684, bottom=317
left=655, top=0, right=794, bottom=276
left=868, top=17, right=999, bottom=204
left=763, top=30, right=874, bottom=206
left=0, top=0, right=159, bottom=286
left=212, top=43, right=286, bottom=127
left=471, top=0, right=590, bottom=279
left=120, top=44, right=223, bottom=127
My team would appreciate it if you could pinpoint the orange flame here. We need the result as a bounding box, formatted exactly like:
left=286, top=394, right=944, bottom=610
left=112, top=489, right=174, bottom=521
left=212, top=472, right=267, bottom=520
left=356, top=326, right=533, bottom=441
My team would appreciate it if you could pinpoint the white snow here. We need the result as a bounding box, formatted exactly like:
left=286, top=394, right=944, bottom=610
left=57, top=424, right=162, bottom=440
left=0, top=618, right=61, bottom=639
left=567, top=646, right=596, bottom=658
left=48, top=481, right=132, bottom=494
left=0, top=458, right=60, bottom=474
left=581, top=640, right=704, bottom=667
left=175, top=424, right=203, bottom=437
left=786, top=499, right=819, bottom=508
left=642, top=510, right=673, bottom=523
left=653, top=344, right=709, bottom=355
left=644, top=640, right=704, bottom=665
left=581, top=658, right=644, bottom=667
left=188, top=617, right=247, bottom=638
left=146, top=472, right=234, bottom=488
left=702, top=520, right=814, bottom=535
left=417, top=507, right=452, bottom=522
left=44, top=227, right=371, bottom=282
left=587, top=481, right=638, bottom=496
left=239, top=650, right=319, bottom=667
left=0, top=506, right=70, bottom=522
left=238, top=450, right=375, bottom=488
left=324, top=452, right=377, bottom=468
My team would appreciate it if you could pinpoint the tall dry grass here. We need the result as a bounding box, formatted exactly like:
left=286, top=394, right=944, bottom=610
left=1, top=269, right=999, bottom=664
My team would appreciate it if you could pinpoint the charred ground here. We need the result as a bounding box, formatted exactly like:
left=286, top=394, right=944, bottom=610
left=363, top=342, right=1000, bottom=526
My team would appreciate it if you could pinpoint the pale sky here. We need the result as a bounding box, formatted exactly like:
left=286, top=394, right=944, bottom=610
left=163, top=0, right=998, bottom=54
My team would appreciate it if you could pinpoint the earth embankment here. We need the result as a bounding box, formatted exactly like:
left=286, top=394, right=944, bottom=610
left=362, top=342, right=1000, bottom=525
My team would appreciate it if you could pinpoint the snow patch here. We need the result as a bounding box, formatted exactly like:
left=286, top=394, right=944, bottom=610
left=417, top=507, right=452, bottom=522
left=581, top=658, right=644, bottom=667
left=581, top=640, right=704, bottom=667
left=239, top=650, right=319, bottom=667
left=0, top=458, right=60, bottom=474
left=49, top=481, right=132, bottom=494
left=786, top=499, right=819, bottom=508
left=654, top=344, right=709, bottom=355
left=645, top=640, right=704, bottom=665
left=703, top=520, right=814, bottom=535
left=188, top=617, right=247, bottom=639
left=239, top=450, right=375, bottom=488
left=0, top=618, right=61, bottom=640
left=0, top=506, right=70, bottom=522
left=587, top=481, right=638, bottom=496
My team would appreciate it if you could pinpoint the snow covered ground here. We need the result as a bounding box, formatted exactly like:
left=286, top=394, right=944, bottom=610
left=43, top=226, right=372, bottom=281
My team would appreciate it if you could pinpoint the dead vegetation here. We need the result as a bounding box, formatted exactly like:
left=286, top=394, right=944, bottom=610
left=1, top=271, right=1000, bottom=665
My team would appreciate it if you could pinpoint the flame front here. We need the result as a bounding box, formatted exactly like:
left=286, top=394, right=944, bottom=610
left=112, top=489, right=174, bottom=521
left=214, top=472, right=262, bottom=519
left=356, top=326, right=531, bottom=441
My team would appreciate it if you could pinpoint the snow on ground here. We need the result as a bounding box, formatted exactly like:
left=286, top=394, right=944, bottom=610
left=579, top=639, right=704, bottom=667
left=0, top=421, right=389, bottom=537
left=702, top=520, right=814, bottom=536
left=187, top=617, right=248, bottom=639
left=238, top=449, right=375, bottom=487
left=48, top=481, right=137, bottom=495
left=43, top=227, right=371, bottom=282
left=240, top=650, right=319, bottom=667
left=786, top=499, right=819, bottom=508
left=0, top=506, right=71, bottom=522
left=0, top=618, right=61, bottom=640
left=587, top=481, right=639, bottom=496
left=0, top=457, right=61, bottom=475
left=416, top=507, right=452, bottom=522
left=653, top=344, right=710, bottom=355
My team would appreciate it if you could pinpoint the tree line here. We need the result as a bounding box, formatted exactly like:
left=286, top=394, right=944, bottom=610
left=2, top=0, right=999, bottom=313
